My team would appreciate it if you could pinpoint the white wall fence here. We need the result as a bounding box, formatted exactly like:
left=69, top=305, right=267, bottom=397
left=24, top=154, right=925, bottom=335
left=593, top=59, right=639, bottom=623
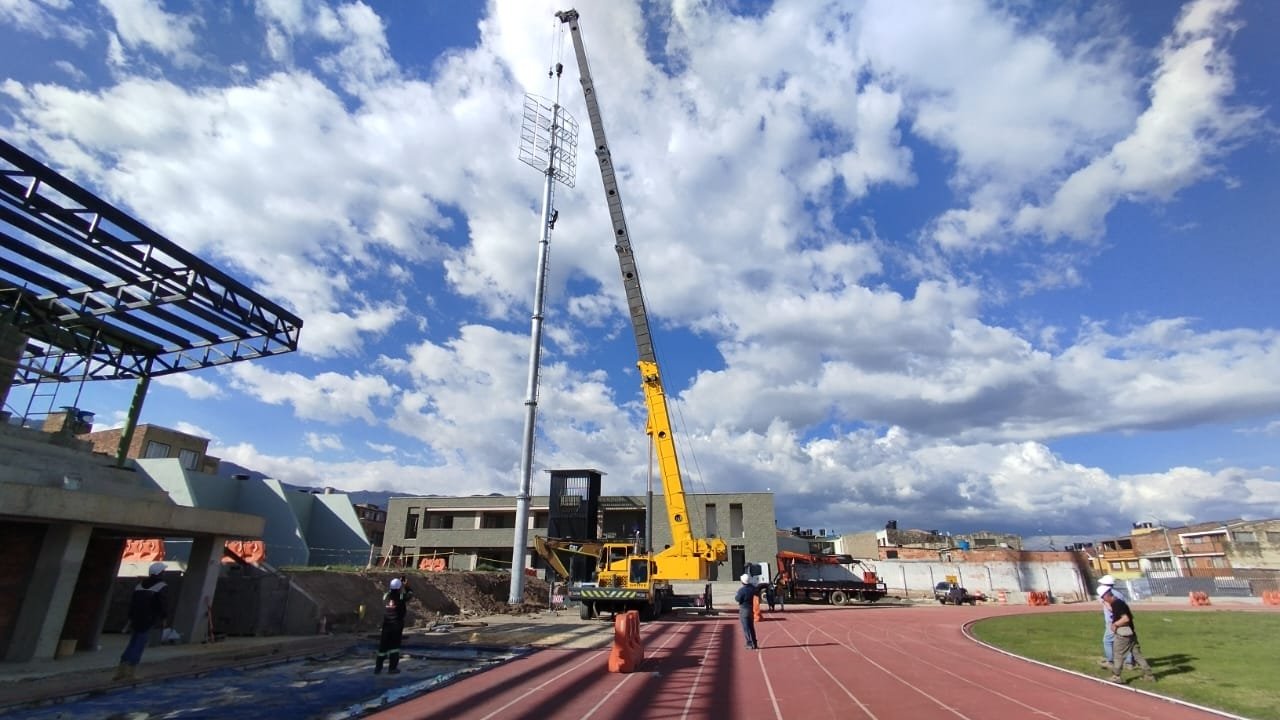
left=874, top=559, right=1091, bottom=604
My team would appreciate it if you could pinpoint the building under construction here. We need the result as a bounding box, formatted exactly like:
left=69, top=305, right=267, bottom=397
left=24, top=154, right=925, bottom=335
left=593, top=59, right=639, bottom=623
left=0, top=139, right=302, bottom=661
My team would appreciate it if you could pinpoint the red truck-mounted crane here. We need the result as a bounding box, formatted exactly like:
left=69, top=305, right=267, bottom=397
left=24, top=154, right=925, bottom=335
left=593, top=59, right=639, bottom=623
left=774, top=551, right=889, bottom=605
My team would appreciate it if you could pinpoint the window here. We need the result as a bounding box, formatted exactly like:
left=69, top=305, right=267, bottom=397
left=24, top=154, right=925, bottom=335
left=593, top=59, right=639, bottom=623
left=1233, top=531, right=1257, bottom=543
left=481, top=512, right=516, bottom=529
left=1148, top=558, right=1173, bottom=571
left=705, top=504, right=718, bottom=537
left=729, top=503, right=744, bottom=539
left=1124, top=561, right=1139, bottom=570
left=885, top=550, right=899, bottom=559
left=178, top=448, right=200, bottom=470
left=1267, top=532, right=1280, bottom=545
left=1109, top=561, right=1124, bottom=571
left=144, top=441, right=171, bottom=458
left=405, top=510, right=420, bottom=539
left=1209, top=557, right=1229, bottom=568
left=426, top=513, right=454, bottom=529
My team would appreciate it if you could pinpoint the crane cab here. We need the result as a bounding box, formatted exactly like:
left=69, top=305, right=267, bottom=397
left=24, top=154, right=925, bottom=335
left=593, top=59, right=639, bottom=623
left=744, top=561, right=771, bottom=588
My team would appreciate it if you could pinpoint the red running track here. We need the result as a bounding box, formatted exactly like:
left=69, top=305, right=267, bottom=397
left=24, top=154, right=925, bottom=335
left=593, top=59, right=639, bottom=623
left=368, top=604, right=1233, bottom=720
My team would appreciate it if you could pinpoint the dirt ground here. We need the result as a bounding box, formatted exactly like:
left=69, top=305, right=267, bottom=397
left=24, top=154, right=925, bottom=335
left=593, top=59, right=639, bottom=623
left=286, top=570, right=551, bottom=633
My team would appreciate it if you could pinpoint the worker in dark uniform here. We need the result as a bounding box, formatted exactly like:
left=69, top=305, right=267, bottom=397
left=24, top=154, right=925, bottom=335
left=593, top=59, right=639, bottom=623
left=1100, top=585, right=1156, bottom=684
left=764, top=580, right=778, bottom=612
left=734, top=573, right=759, bottom=650
left=375, top=576, right=412, bottom=674
left=114, top=561, right=169, bottom=681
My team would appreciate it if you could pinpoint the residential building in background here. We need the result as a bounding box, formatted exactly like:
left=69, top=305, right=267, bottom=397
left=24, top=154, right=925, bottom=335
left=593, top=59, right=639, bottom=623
left=1090, top=518, right=1280, bottom=599
left=354, top=503, right=387, bottom=546
left=75, top=421, right=222, bottom=474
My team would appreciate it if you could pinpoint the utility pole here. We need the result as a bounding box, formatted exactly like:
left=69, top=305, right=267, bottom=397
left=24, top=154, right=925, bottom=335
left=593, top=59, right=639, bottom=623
left=1148, top=516, right=1182, bottom=578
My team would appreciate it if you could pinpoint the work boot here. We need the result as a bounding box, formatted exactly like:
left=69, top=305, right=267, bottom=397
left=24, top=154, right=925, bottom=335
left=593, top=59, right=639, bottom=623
left=1108, top=675, right=1123, bottom=684
left=1141, top=673, right=1156, bottom=682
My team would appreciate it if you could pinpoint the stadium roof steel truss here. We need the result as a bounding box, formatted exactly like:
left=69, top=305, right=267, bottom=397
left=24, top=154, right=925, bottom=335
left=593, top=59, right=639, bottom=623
left=0, top=139, right=302, bottom=384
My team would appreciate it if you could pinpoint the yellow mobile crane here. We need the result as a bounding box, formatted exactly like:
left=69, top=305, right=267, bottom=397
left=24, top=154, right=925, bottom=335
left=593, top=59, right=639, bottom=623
left=548, top=9, right=727, bottom=620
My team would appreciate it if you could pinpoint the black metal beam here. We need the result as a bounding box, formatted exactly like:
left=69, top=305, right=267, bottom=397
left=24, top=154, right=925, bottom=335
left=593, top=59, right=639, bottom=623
left=0, top=138, right=303, bottom=383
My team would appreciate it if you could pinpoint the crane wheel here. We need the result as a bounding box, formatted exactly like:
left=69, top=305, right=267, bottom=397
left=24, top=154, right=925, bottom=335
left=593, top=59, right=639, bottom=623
left=580, top=603, right=594, bottom=620
left=830, top=591, right=848, bottom=606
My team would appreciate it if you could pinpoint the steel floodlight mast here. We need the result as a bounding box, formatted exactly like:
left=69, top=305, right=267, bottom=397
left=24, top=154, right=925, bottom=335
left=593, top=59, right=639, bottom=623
left=508, top=64, right=579, bottom=606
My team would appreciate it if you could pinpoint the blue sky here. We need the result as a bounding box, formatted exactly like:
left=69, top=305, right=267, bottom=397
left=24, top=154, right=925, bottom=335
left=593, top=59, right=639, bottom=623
left=2, top=0, right=1278, bottom=544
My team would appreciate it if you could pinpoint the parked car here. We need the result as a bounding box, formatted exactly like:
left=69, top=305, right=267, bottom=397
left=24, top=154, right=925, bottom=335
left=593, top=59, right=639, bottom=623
left=934, top=581, right=982, bottom=605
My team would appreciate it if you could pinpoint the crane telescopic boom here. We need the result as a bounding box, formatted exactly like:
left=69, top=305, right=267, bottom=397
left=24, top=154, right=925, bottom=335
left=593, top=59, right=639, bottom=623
left=555, top=8, right=726, bottom=579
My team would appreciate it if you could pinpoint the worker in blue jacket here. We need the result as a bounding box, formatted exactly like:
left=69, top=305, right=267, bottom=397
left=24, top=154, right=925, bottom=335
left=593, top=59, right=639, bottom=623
left=734, top=574, right=759, bottom=650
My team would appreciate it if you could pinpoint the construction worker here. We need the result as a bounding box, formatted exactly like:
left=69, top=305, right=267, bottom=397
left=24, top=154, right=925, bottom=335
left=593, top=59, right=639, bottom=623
left=114, top=561, right=169, bottom=681
left=375, top=576, right=412, bottom=674
left=1099, top=585, right=1156, bottom=684
left=735, top=574, right=759, bottom=650
left=1097, top=575, right=1135, bottom=668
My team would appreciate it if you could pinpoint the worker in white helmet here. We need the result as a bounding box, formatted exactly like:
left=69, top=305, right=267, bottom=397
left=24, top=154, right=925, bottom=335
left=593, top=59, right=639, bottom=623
left=734, top=574, right=759, bottom=650
left=375, top=576, right=413, bottom=674
left=1096, top=575, right=1134, bottom=668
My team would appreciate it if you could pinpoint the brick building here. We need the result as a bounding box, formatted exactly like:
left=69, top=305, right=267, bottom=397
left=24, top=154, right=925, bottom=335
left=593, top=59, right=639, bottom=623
left=79, top=423, right=220, bottom=474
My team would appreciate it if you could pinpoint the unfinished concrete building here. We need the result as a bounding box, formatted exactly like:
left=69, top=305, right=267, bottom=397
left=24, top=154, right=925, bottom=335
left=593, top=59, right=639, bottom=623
left=0, top=139, right=302, bottom=661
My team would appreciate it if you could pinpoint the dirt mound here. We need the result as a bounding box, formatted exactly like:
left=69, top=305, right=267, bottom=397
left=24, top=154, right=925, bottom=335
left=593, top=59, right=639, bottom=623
left=287, top=570, right=549, bottom=633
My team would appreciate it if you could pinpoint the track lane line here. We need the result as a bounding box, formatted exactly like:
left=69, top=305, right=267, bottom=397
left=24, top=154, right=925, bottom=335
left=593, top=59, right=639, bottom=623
left=775, top=610, right=976, bottom=720
left=576, top=618, right=693, bottom=720
left=680, top=618, right=728, bottom=720
left=839, top=613, right=1138, bottom=718
left=474, top=619, right=672, bottom=720
left=831, top=606, right=1229, bottom=720
left=764, top=617, right=879, bottom=719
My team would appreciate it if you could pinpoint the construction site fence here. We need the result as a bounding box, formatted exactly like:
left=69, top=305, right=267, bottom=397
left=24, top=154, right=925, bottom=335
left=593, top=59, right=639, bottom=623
left=1123, top=573, right=1280, bottom=600
left=368, top=547, right=551, bottom=577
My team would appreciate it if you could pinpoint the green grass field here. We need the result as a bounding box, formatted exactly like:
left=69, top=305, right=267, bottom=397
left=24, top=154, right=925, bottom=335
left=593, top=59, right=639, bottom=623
left=970, top=610, right=1280, bottom=719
